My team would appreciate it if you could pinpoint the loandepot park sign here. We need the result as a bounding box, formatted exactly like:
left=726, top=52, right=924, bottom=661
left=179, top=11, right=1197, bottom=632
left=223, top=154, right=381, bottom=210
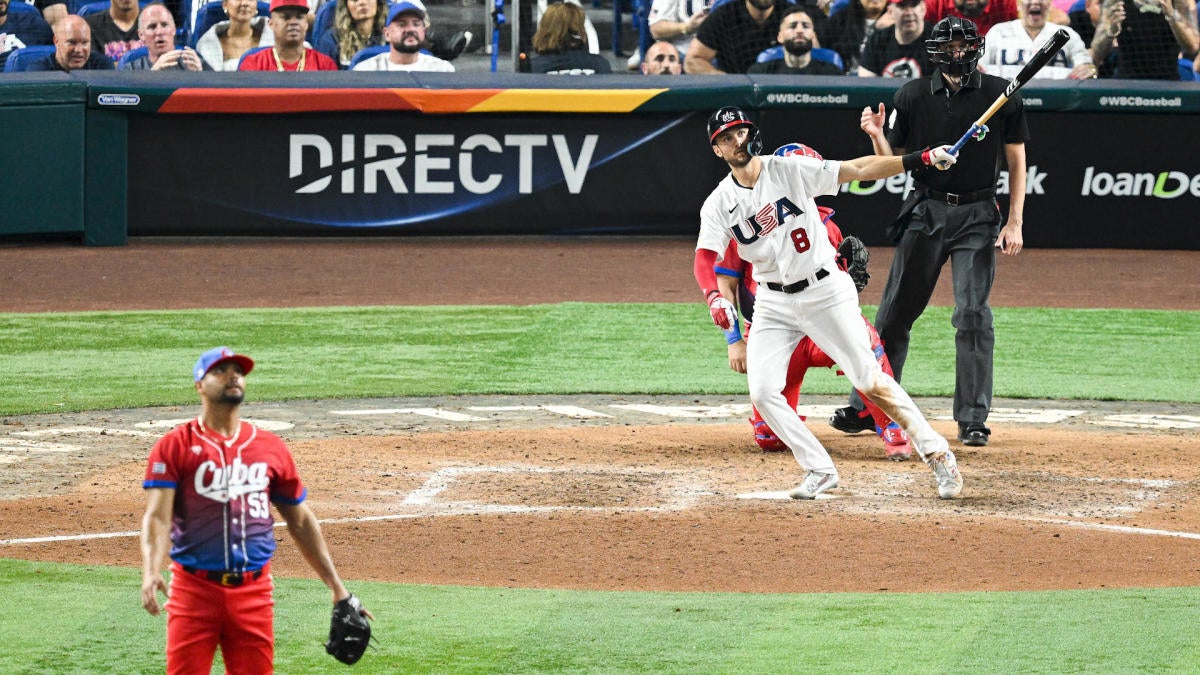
left=1080, top=167, right=1200, bottom=198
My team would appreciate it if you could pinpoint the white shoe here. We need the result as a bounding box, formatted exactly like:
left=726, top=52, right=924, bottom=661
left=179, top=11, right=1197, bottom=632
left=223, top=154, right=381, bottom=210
left=626, top=48, right=641, bottom=71
left=788, top=470, right=839, bottom=500
left=925, top=450, right=963, bottom=499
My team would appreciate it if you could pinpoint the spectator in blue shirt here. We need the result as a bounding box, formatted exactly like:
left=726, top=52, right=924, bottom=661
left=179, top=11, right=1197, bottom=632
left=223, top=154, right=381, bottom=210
left=28, top=14, right=112, bottom=70
left=0, top=0, right=53, bottom=70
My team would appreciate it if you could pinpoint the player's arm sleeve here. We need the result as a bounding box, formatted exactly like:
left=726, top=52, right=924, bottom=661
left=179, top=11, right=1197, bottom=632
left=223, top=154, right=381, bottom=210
left=694, top=248, right=721, bottom=296
left=143, top=436, right=180, bottom=490
left=269, top=441, right=308, bottom=505
left=805, top=157, right=843, bottom=197
left=714, top=238, right=743, bottom=279
left=823, top=216, right=844, bottom=247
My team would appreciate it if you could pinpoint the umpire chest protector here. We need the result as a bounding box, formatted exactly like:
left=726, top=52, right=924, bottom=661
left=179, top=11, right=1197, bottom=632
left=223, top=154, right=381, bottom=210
left=887, top=68, right=1031, bottom=194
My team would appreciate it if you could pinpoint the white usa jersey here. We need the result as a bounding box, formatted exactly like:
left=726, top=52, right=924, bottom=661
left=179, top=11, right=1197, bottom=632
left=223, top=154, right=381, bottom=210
left=980, top=20, right=1091, bottom=80
left=696, top=155, right=842, bottom=286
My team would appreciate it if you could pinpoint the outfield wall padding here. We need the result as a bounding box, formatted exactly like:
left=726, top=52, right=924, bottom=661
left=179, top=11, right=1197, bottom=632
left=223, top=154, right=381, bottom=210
left=1, top=72, right=1196, bottom=248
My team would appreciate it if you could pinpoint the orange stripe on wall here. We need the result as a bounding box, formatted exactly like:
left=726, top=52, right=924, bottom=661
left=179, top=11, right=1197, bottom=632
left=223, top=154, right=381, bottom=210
left=156, top=88, right=504, bottom=114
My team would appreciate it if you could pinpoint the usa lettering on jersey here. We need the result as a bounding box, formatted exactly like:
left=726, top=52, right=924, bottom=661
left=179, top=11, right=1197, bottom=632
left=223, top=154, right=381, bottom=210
left=730, top=196, right=804, bottom=244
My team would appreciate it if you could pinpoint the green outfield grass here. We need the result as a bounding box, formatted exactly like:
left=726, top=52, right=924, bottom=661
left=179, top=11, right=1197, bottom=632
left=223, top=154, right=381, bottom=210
left=1, top=304, right=1196, bottom=415
left=3, top=302, right=1198, bottom=673
left=1, top=559, right=1198, bottom=674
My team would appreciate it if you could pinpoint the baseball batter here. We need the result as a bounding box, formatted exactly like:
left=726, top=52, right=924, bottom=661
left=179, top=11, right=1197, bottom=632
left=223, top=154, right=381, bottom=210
left=715, top=142, right=912, bottom=461
left=693, top=107, right=963, bottom=499
left=140, top=347, right=371, bottom=673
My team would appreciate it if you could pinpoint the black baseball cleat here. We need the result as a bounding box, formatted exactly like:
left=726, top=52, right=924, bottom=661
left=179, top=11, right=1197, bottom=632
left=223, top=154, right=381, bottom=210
left=958, top=423, right=992, bottom=447
left=829, top=405, right=876, bottom=434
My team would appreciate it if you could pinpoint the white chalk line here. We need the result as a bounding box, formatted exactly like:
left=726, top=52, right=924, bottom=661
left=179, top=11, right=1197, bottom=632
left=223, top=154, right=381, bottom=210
left=3, top=463, right=1198, bottom=546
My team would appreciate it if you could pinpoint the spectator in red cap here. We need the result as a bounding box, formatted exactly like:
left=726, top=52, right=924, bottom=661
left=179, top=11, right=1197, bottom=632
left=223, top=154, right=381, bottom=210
left=923, top=0, right=1017, bottom=37
left=238, top=0, right=338, bottom=70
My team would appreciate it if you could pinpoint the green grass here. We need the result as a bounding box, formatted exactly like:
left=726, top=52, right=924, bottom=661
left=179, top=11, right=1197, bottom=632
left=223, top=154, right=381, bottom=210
left=3, top=303, right=1199, bottom=672
left=1, top=559, right=1197, bottom=674
left=0, top=304, right=1196, bottom=415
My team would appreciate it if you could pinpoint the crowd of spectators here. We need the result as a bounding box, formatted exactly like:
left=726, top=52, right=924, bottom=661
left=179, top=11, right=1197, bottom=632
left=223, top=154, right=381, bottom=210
left=1, top=0, right=1195, bottom=77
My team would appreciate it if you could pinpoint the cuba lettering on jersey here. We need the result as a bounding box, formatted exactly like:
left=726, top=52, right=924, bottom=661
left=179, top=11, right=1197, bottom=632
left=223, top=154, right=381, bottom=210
left=144, top=419, right=305, bottom=572
left=697, top=155, right=842, bottom=287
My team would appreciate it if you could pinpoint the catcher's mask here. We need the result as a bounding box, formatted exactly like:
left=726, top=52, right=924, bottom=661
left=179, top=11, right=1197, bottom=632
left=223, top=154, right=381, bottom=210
left=774, top=142, right=823, bottom=161
left=926, top=16, right=984, bottom=77
left=707, top=106, right=763, bottom=156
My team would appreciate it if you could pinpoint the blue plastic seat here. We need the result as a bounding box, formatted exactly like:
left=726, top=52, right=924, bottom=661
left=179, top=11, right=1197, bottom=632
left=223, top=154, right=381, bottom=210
left=76, top=0, right=112, bottom=16
left=190, top=0, right=270, bottom=46
left=311, top=0, right=337, bottom=42
left=75, top=0, right=152, bottom=17
left=236, top=44, right=270, bottom=68
left=755, top=45, right=844, bottom=71
left=348, top=44, right=389, bottom=68
left=3, top=44, right=56, bottom=72
left=1180, top=58, right=1197, bottom=81
left=116, top=44, right=150, bottom=69
left=8, top=1, right=44, bottom=18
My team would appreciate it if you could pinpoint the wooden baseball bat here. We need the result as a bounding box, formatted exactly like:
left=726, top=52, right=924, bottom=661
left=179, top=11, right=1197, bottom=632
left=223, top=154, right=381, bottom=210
left=949, top=28, right=1072, bottom=155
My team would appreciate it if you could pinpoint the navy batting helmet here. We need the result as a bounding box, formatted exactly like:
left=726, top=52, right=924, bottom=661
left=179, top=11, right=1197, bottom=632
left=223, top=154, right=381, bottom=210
left=774, top=142, right=823, bottom=160
left=707, top=107, right=763, bottom=155
left=926, top=16, right=984, bottom=77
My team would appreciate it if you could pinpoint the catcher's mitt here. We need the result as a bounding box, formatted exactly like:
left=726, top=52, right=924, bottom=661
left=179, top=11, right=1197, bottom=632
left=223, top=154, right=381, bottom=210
left=325, top=593, right=373, bottom=665
left=836, top=235, right=871, bottom=292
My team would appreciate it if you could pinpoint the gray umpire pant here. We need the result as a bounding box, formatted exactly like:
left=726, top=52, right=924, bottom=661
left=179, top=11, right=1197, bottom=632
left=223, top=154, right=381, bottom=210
left=850, top=198, right=1001, bottom=426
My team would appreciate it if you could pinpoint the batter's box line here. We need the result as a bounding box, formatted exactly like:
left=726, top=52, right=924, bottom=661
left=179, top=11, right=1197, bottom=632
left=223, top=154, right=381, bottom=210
left=400, top=463, right=715, bottom=514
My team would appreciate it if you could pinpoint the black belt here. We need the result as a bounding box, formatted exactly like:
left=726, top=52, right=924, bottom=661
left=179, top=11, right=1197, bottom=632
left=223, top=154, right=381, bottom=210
left=922, top=187, right=995, bottom=206
left=765, top=268, right=830, bottom=294
left=183, top=566, right=264, bottom=587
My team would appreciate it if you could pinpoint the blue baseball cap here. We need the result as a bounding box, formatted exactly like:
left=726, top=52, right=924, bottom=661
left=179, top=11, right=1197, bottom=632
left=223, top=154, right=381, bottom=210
left=194, top=347, right=255, bottom=382
left=387, top=0, right=426, bottom=24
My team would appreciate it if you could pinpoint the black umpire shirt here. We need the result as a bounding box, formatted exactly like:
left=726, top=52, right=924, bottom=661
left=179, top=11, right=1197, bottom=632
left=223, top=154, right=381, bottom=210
left=885, top=67, right=1030, bottom=194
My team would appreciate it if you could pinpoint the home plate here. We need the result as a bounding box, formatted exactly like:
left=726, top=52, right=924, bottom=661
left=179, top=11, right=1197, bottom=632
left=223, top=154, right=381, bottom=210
left=736, top=491, right=840, bottom=501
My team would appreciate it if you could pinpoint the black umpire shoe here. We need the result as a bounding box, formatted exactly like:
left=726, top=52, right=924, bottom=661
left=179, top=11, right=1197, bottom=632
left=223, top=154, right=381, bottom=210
left=829, top=405, right=876, bottom=434
left=958, top=423, right=992, bottom=447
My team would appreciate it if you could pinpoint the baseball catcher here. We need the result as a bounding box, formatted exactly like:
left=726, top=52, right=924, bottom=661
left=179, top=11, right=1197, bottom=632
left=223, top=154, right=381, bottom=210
left=326, top=593, right=374, bottom=665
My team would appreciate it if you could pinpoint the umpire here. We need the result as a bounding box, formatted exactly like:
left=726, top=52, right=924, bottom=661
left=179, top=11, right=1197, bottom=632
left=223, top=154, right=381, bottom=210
left=831, top=15, right=1029, bottom=447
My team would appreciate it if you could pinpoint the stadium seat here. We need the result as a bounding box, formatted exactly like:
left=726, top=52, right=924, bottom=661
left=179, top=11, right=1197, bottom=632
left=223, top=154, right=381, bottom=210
left=348, top=44, right=388, bottom=68
left=829, top=0, right=849, bottom=15
left=76, top=0, right=151, bottom=17
left=116, top=45, right=149, bottom=69
left=754, top=45, right=844, bottom=71
left=3, top=44, right=55, bottom=72
left=1180, top=58, right=1196, bottom=81
left=76, top=1, right=111, bottom=16
left=311, top=0, right=337, bottom=42
left=611, top=0, right=651, bottom=59
left=190, top=0, right=270, bottom=47
left=7, top=1, right=43, bottom=19
left=236, top=44, right=270, bottom=68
